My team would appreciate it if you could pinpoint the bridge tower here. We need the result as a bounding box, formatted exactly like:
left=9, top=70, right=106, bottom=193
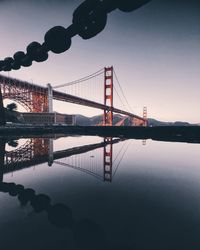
left=131, top=107, right=148, bottom=126
left=143, top=106, right=148, bottom=126
left=0, top=86, right=5, bottom=126
left=47, top=83, right=53, bottom=113
left=103, top=67, right=113, bottom=126
left=103, top=137, right=113, bottom=182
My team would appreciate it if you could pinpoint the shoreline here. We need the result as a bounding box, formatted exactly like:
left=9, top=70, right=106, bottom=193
left=0, top=125, right=200, bottom=143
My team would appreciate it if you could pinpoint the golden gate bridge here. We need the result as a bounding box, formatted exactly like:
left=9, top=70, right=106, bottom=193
left=0, top=0, right=151, bottom=127
left=0, top=66, right=147, bottom=126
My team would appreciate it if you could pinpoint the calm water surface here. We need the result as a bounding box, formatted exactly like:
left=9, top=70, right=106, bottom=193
left=0, top=135, right=200, bottom=250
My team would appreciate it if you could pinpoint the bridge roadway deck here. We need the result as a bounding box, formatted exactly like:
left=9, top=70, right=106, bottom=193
left=53, top=90, right=145, bottom=121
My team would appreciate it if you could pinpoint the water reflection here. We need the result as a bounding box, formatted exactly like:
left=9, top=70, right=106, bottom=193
left=1, top=136, right=130, bottom=183
left=0, top=136, right=126, bottom=249
left=1, top=178, right=200, bottom=249
left=0, top=180, right=109, bottom=249
left=0, top=138, right=5, bottom=182
left=1, top=136, right=200, bottom=250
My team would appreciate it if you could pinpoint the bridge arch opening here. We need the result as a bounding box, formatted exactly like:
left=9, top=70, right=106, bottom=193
left=5, top=140, right=22, bottom=153
left=3, top=98, right=30, bottom=112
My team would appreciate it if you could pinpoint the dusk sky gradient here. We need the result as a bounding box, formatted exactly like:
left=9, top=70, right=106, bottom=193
left=0, top=0, right=199, bottom=123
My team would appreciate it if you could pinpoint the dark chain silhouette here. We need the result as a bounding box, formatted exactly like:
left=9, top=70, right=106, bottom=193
left=0, top=181, right=108, bottom=249
left=0, top=0, right=151, bottom=72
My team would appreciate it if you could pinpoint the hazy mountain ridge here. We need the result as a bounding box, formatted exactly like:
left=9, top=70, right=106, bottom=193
left=75, top=114, right=198, bottom=126
left=75, top=114, right=124, bottom=126
left=4, top=110, right=199, bottom=126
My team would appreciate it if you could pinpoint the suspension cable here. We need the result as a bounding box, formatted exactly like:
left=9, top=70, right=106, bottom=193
left=113, top=141, right=131, bottom=178
left=113, top=69, right=134, bottom=113
left=53, top=68, right=104, bottom=89
left=113, top=85, right=129, bottom=112
left=112, top=139, right=128, bottom=165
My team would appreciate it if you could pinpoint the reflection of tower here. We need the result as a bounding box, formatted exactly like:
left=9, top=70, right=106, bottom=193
left=0, top=140, right=5, bottom=182
left=33, top=138, right=49, bottom=157
left=142, top=140, right=147, bottom=146
left=0, top=86, right=5, bottom=126
left=32, top=138, right=53, bottom=166
left=48, top=139, right=54, bottom=166
left=103, top=137, right=113, bottom=182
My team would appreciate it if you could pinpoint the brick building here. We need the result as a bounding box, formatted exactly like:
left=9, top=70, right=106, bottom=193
left=21, top=112, right=75, bottom=125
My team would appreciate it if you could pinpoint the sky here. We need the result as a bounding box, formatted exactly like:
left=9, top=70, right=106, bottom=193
left=0, top=0, right=199, bottom=123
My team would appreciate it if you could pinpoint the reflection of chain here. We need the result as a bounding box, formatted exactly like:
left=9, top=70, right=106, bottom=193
left=0, top=0, right=151, bottom=72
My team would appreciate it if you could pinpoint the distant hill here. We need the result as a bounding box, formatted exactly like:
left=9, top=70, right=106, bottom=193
left=75, top=114, right=198, bottom=126
left=147, top=118, right=192, bottom=127
left=75, top=114, right=124, bottom=126
left=74, top=114, right=91, bottom=126
left=4, top=110, right=199, bottom=127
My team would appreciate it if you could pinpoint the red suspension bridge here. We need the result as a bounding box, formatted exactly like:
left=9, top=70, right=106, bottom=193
left=0, top=66, right=147, bottom=126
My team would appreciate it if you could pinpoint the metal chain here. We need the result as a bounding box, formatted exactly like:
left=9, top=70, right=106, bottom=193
left=0, top=0, right=151, bottom=72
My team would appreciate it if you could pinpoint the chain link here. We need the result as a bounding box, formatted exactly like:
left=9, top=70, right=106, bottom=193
left=0, top=0, right=151, bottom=72
left=72, top=0, right=108, bottom=39
left=117, top=0, right=152, bottom=12
left=44, top=26, right=72, bottom=54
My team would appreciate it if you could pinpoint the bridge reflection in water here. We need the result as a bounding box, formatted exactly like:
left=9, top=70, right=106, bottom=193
left=0, top=136, right=130, bottom=183
left=1, top=136, right=200, bottom=250
left=0, top=136, right=132, bottom=250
